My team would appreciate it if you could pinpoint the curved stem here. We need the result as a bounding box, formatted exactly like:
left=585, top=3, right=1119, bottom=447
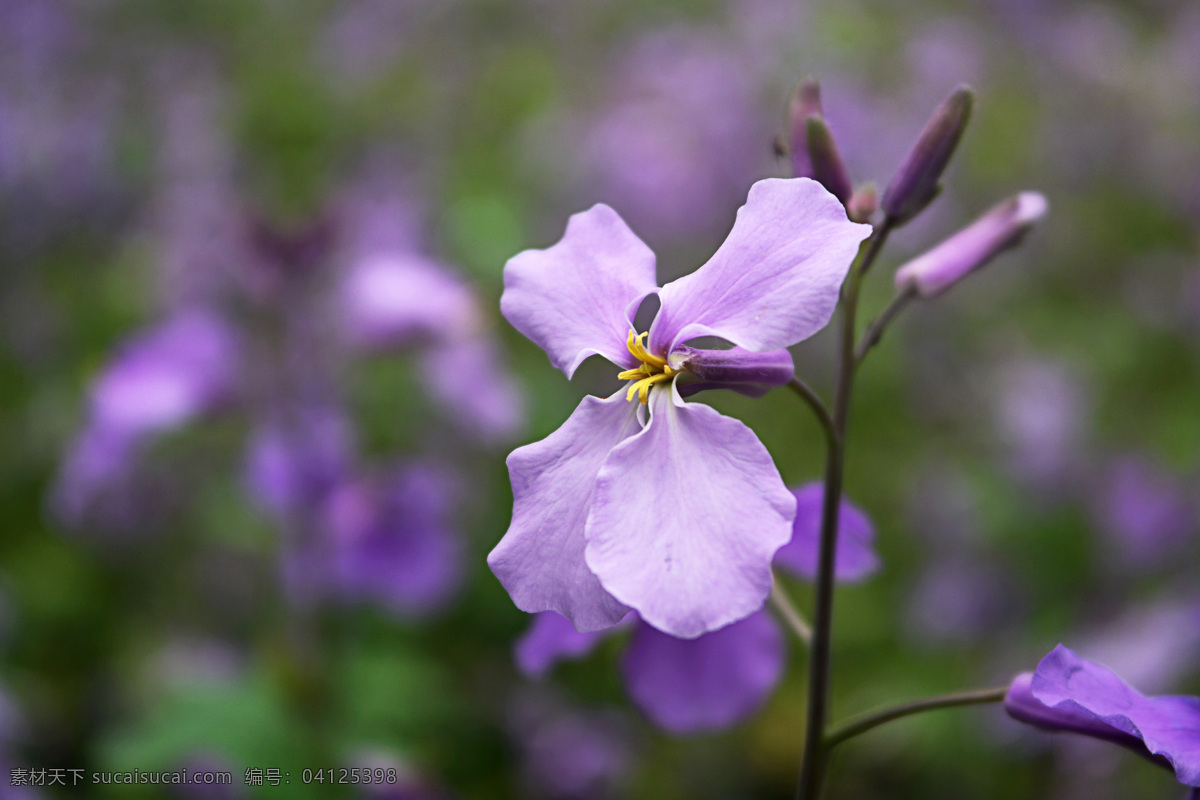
left=796, top=221, right=892, bottom=800
left=788, top=377, right=838, bottom=453
left=770, top=578, right=813, bottom=645
left=825, top=686, right=1008, bottom=748
left=854, top=286, right=916, bottom=363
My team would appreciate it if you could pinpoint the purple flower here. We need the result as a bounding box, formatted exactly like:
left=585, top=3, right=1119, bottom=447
left=1005, top=644, right=1200, bottom=787
left=881, top=86, right=974, bottom=226
left=490, top=178, right=869, bottom=638
left=773, top=482, right=880, bottom=582
left=894, top=192, right=1048, bottom=298
left=320, top=464, right=463, bottom=618
left=514, top=489, right=878, bottom=733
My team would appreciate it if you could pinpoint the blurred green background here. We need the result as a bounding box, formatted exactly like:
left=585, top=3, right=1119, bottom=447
left=1, top=0, right=1198, bottom=798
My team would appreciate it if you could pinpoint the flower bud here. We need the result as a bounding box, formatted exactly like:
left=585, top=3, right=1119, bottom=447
left=894, top=192, right=1047, bottom=298
left=882, top=85, right=974, bottom=225
left=787, top=78, right=824, bottom=179
left=805, top=116, right=853, bottom=204
left=846, top=183, right=878, bottom=224
left=668, top=346, right=794, bottom=399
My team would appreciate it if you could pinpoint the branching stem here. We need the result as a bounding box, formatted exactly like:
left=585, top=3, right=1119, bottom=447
left=825, top=686, right=1009, bottom=748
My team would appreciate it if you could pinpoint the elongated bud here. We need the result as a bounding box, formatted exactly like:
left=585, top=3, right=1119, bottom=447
left=846, top=183, right=878, bottom=223
left=669, top=346, right=794, bottom=398
left=788, top=78, right=824, bottom=179
left=882, top=85, right=974, bottom=225
left=894, top=192, right=1047, bottom=298
left=805, top=116, right=853, bottom=204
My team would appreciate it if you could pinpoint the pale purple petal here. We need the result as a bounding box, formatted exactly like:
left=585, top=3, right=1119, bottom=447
left=585, top=383, right=795, bottom=638
left=501, top=204, right=658, bottom=378
left=89, top=310, right=238, bottom=436
left=419, top=336, right=525, bottom=443
left=342, top=253, right=481, bottom=348
left=515, top=611, right=620, bottom=679
left=489, top=392, right=639, bottom=632
left=648, top=178, right=870, bottom=355
left=1008, top=644, right=1200, bottom=786
left=773, top=482, right=880, bottom=582
left=619, top=611, right=785, bottom=733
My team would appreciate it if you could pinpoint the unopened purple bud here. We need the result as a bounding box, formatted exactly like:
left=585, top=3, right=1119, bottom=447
left=894, top=192, right=1047, bottom=298
left=805, top=116, right=853, bottom=204
left=846, top=183, right=878, bottom=224
left=669, top=346, right=794, bottom=398
left=787, top=78, right=823, bottom=179
left=882, top=85, right=974, bottom=225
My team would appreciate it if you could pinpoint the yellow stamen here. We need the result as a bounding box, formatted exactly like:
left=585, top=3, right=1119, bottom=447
left=620, top=329, right=676, bottom=403
left=624, top=372, right=673, bottom=404
left=626, top=331, right=667, bottom=368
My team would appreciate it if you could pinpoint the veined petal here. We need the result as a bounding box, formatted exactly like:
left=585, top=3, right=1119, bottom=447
left=489, top=391, right=639, bottom=631
left=619, top=611, right=785, bottom=733
left=773, top=482, right=880, bottom=583
left=585, top=383, right=795, bottom=638
left=648, top=178, right=870, bottom=355
left=501, top=204, right=658, bottom=378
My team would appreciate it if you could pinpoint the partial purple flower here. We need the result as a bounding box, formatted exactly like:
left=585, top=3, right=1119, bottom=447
left=619, top=610, right=784, bottom=733
left=773, top=482, right=880, bottom=582
left=491, top=178, right=870, bottom=638
left=1005, top=644, right=1200, bottom=787
left=514, top=494, right=878, bottom=733
left=894, top=192, right=1048, bottom=298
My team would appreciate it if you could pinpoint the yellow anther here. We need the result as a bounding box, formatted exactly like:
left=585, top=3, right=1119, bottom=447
left=617, top=365, right=651, bottom=381
left=626, top=330, right=668, bottom=368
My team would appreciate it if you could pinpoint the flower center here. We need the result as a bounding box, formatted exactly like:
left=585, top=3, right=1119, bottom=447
left=617, top=331, right=676, bottom=404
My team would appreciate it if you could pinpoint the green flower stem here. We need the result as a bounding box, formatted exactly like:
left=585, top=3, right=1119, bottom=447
left=770, top=577, right=813, bottom=645
left=854, top=285, right=917, bottom=363
left=787, top=376, right=838, bottom=453
left=796, top=220, right=892, bottom=800
left=825, top=686, right=1009, bottom=748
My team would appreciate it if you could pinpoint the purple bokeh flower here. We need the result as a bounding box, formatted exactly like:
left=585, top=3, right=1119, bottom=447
left=1006, top=645, right=1200, bottom=787
left=52, top=311, right=239, bottom=528
left=280, top=463, right=463, bottom=618
left=338, top=216, right=524, bottom=443
left=490, top=178, right=869, bottom=638
left=514, top=488, right=878, bottom=733
left=324, top=465, right=463, bottom=617
left=579, top=27, right=771, bottom=239
left=1092, top=456, right=1196, bottom=570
